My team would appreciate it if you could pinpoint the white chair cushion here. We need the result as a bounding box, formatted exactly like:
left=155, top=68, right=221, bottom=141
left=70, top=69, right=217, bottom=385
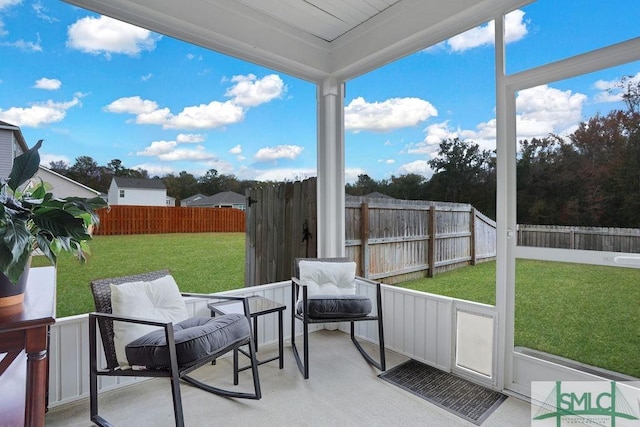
left=111, top=274, right=189, bottom=369
left=297, top=261, right=357, bottom=304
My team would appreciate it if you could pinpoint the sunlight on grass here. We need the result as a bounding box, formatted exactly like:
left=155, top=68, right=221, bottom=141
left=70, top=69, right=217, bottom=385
left=36, top=233, right=639, bottom=378
left=32, top=233, right=245, bottom=318
left=401, top=260, right=640, bottom=378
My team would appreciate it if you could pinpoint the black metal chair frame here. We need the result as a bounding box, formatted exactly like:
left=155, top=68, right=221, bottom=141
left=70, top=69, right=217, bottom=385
left=290, top=258, right=386, bottom=379
left=89, top=270, right=261, bottom=427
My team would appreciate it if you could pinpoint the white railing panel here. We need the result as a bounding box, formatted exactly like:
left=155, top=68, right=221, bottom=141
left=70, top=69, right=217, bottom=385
left=47, top=280, right=500, bottom=408
left=380, top=286, right=453, bottom=371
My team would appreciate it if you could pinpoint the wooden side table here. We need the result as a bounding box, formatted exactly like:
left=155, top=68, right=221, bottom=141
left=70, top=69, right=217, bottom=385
left=0, top=267, right=56, bottom=427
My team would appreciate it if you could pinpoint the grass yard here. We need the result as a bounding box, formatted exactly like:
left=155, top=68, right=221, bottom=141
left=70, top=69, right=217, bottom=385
left=36, top=232, right=639, bottom=378
left=401, top=260, right=640, bottom=378
left=32, top=233, right=246, bottom=318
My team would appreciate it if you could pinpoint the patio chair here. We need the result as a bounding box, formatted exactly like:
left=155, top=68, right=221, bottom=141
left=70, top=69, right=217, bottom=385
left=291, top=257, right=386, bottom=379
left=89, top=270, right=261, bottom=427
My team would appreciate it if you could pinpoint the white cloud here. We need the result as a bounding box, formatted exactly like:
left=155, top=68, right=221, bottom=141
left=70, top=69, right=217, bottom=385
left=405, top=83, right=587, bottom=159
left=104, top=96, right=158, bottom=114
left=396, top=160, right=433, bottom=177
left=131, top=163, right=175, bottom=177
left=246, top=167, right=316, bottom=182
left=0, top=36, right=42, bottom=51
left=0, top=0, right=21, bottom=10
left=32, top=1, right=57, bottom=23
left=447, top=9, right=528, bottom=52
left=136, top=140, right=177, bottom=156
left=593, top=72, right=640, bottom=104
left=141, top=73, right=153, bottom=82
left=176, top=133, right=204, bottom=143
left=67, top=15, right=159, bottom=58
left=165, top=101, right=244, bottom=130
left=155, top=147, right=215, bottom=161
left=136, top=139, right=217, bottom=162
left=253, top=145, right=303, bottom=162
left=515, top=85, right=586, bottom=137
left=0, top=96, right=81, bottom=127
left=105, top=74, right=283, bottom=130
left=345, top=97, right=437, bottom=133
left=40, top=153, right=71, bottom=167
left=225, top=74, right=286, bottom=107
left=379, top=159, right=395, bottom=164
left=229, top=144, right=242, bottom=154
left=33, top=77, right=61, bottom=90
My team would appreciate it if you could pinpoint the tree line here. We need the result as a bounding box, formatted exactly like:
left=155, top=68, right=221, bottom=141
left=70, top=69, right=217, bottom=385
left=50, top=77, right=640, bottom=228
left=347, top=77, right=640, bottom=228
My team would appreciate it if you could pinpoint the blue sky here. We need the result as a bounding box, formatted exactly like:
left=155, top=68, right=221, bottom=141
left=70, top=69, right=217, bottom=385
left=0, top=0, right=639, bottom=183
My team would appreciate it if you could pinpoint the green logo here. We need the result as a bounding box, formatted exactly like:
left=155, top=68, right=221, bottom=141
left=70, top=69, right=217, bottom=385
left=532, top=381, right=639, bottom=427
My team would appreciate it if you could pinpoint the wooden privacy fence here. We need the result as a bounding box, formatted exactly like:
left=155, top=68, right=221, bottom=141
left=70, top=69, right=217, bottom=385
left=94, top=205, right=245, bottom=235
left=244, top=178, right=317, bottom=286
left=517, top=224, right=640, bottom=252
left=345, top=197, right=496, bottom=284
left=244, top=177, right=497, bottom=287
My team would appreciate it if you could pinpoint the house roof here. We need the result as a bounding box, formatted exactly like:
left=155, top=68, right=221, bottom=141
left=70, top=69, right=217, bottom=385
left=0, top=120, right=28, bottom=152
left=112, top=176, right=166, bottom=190
left=181, top=193, right=207, bottom=204
left=38, top=165, right=102, bottom=196
left=63, top=0, right=533, bottom=82
left=189, top=191, right=246, bottom=207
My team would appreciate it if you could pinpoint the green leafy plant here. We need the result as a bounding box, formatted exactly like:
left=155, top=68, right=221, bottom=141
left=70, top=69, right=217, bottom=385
left=0, top=140, right=107, bottom=284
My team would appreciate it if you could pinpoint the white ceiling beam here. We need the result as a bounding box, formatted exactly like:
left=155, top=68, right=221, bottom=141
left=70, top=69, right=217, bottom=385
left=63, top=0, right=334, bottom=82
left=330, top=0, right=534, bottom=80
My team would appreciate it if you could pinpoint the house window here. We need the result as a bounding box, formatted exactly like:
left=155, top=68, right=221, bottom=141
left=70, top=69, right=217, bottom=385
left=119, top=189, right=125, bottom=198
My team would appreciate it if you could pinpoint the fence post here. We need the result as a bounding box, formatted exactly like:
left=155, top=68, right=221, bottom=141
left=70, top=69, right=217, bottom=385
left=470, top=207, right=476, bottom=266
left=427, top=206, right=436, bottom=278
left=360, top=202, right=369, bottom=278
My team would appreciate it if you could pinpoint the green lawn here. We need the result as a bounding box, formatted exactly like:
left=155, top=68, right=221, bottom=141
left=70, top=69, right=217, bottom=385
left=401, top=259, right=640, bottom=378
left=37, top=233, right=639, bottom=378
left=32, top=233, right=246, bottom=318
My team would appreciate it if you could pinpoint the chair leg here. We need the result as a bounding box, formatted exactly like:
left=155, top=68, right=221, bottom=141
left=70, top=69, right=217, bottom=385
left=169, top=369, right=185, bottom=427
left=349, top=319, right=386, bottom=372
left=88, top=315, right=109, bottom=427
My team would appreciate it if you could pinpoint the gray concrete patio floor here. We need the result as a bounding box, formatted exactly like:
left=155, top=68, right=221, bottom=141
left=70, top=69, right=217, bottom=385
left=45, top=330, right=531, bottom=426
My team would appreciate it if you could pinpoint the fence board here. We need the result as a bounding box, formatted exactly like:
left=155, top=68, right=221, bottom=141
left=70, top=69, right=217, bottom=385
left=94, top=205, right=244, bottom=235
left=517, top=224, right=640, bottom=252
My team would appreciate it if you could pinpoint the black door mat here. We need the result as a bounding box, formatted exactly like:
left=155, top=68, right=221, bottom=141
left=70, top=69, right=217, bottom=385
left=379, top=359, right=507, bottom=425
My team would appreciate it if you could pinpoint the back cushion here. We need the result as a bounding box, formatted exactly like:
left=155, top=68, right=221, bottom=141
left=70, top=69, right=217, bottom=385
left=111, top=275, right=189, bottom=369
left=298, top=260, right=357, bottom=302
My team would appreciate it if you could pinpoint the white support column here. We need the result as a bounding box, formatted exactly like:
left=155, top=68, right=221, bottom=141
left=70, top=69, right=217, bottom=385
left=316, top=77, right=346, bottom=257
left=494, top=13, right=517, bottom=392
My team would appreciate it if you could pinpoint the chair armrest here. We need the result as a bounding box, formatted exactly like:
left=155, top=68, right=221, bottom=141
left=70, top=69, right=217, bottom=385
left=181, top=293, right=248, bottom=301
left=355, top=276, right=378, bottom=286
left=90, top=311, right=172, bottom=328
left=181, top=293, right=253, bottom=318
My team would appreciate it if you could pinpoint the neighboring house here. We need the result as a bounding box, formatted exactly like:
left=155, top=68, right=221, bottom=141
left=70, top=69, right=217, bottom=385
left=1, top=121, right=102, bottom=199
left=32, top=166, right=103, bottom=199
left=181, top=193, right=207, bottom=207
left=0, top=120, right=28, bottom=178
left=166, top=195, right=176, bottom=207
left=108, top=176, right=167, bottom=206
left=186, top=191, right=246, bottom=210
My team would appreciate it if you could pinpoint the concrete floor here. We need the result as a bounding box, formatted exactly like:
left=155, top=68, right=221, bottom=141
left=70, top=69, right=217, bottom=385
left=45, top=330, right=531, bottom=427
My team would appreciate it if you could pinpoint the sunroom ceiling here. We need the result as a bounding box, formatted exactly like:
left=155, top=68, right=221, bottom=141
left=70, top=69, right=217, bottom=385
left=63, top=0, right=533, bottom=81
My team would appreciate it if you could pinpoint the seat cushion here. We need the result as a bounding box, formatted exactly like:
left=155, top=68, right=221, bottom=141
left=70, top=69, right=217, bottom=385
left=125, top=313, right=251, bottom=369
left=111, top=275, right=190, bottom=369
left=297, top=295, right=372, bottom=319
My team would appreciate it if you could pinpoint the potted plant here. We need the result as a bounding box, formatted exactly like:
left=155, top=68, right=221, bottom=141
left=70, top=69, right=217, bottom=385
left=0, top=140, right=107, bottom=308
